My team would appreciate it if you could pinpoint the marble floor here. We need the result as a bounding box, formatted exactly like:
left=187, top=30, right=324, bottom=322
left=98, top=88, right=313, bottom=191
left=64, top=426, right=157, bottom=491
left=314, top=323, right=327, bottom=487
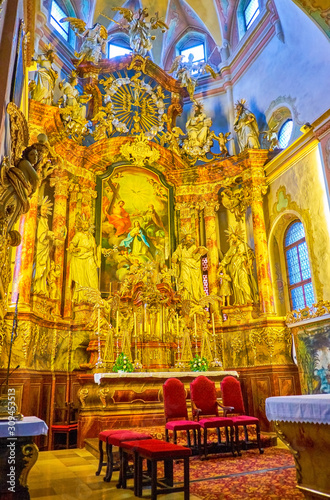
left=28, top=448, right=202, bottom=500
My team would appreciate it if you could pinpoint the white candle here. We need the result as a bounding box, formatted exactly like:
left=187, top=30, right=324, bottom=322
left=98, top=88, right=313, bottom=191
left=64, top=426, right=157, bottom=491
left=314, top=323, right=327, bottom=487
left=194, top=314, right=197, bottom=336
left=116, top=310, right=119, bottom=336
left=176, top=314, right=179, bottom=333
left=212, top=313, right=215, bottom=336
left=134, top=312, right=137, bottom=337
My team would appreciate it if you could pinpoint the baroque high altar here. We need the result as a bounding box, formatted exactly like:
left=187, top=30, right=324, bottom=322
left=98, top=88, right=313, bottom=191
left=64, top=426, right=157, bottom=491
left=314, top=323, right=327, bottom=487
left=0, top=23, right=299, bottom=443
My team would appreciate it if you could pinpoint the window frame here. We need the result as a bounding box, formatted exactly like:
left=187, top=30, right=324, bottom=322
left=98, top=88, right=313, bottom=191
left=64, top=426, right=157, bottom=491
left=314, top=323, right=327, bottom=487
left=278, top=118, right=293, bottom=149
left=244, top=0, right=260, bottom=31
left=50, top=0, right=70, bottom=41
left=284, top=220, right=314, bottom=310
left=179, top=42, right=206, bottom=65
left=108, top=42, right=132, bottom=59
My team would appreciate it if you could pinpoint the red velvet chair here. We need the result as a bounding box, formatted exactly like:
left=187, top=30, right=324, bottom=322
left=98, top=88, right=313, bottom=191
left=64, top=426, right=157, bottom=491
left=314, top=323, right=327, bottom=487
left=163, top=378, right=201, bottom=455
left=220, top=376, right=264, bottom=455
left=190, top=375, right=235, bottom=458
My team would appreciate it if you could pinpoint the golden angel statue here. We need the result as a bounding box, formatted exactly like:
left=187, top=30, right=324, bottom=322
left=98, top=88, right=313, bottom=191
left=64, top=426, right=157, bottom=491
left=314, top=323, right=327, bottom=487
left=210, top=131, right=233, bottom=156
left=105, top=8, right=168, bottom=57
left=58, top=70, right=91, bottom=143
left=61, top=18, right=109, bottom=65
left=169, top=53, right=216, bottom=100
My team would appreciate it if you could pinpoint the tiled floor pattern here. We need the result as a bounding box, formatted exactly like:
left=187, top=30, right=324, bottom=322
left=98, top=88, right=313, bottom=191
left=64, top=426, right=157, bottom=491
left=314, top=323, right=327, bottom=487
left=28, top=448, right=201, bottom=500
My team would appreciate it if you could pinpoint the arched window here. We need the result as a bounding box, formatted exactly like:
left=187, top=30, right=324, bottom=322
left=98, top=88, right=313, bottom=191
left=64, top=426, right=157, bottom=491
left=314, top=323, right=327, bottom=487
left=278, top=119, right=293, bottom=148
left=284, top=221, right=315, bottom=310
left=108, top=44, right=131, bottom=58
left=50, top=0, right=75, bottom=47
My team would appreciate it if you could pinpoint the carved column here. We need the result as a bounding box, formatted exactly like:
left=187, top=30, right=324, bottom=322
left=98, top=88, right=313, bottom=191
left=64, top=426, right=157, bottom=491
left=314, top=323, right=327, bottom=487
left=204, top=201, right=220, bottom=295
left=63, top=184, right=78, bottom=319
left=175, top=204, right=193, bottom=240
left=50, top=171, right=69, bottom=314
left=12, top=191, right=39, bottom=310
left=250, top=161, right=275, bottom=314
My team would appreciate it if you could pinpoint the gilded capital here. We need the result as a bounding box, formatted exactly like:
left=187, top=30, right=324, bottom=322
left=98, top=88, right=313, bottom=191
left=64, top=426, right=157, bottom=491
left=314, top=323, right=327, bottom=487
left=204, top=202, right=220, bottom=217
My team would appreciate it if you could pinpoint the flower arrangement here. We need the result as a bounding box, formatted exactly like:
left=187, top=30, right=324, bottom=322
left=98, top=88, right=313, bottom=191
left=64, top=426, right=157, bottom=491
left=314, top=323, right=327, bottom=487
left=189, top=355, right=208, bottom=372
left=112, top=352, right=134, bottom=373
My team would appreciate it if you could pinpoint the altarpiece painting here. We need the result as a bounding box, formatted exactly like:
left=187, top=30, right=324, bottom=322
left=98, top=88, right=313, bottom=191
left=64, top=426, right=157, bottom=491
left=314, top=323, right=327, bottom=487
left=98, top=165, right=171, bottom=293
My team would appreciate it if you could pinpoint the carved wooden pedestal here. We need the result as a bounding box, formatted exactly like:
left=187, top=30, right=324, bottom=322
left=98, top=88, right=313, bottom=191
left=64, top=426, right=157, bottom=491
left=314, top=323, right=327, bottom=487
left=0, top=436, right=38, bottom=500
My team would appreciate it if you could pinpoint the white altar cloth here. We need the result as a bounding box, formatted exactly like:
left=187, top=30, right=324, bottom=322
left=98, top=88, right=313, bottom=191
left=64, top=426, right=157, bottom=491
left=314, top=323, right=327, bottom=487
left=0, top=416, right=48, bottom=437
left=94, top=370, right=238, bottom=385
left=266, top=394, right=330, bottom=425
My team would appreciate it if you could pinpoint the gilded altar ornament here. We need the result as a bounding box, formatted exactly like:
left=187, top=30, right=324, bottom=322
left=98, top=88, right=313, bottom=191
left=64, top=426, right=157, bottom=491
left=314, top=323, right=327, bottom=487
left=61, top=18, right=109, bottom=65
left=104, top=8, right=168, bottom=57
left=68, top=214, right=100, bottom=303
left=169, top=54, right=217, bottom=101
left=120, top=133, right=160, bottom=167
left=58, top=71, right=92, bottom=144
left=220, top=226, right=258, bottom=305
left=234, top=99, right=260, bottom=152
left=29, top=44, right=58, bottom=105
left=160, top=126, right=185, bottom=156
left=98, top=73, right=167, bottom=138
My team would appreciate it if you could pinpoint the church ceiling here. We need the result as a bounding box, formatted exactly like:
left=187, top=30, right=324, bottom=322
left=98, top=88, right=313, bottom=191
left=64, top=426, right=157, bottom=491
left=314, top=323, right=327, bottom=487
left=64, top=0, right=329, bottom=72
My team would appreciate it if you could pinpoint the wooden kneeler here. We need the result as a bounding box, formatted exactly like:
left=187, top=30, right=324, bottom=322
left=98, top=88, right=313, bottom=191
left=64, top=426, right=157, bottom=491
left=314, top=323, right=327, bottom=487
left=120, top=438, right=192, bottom=500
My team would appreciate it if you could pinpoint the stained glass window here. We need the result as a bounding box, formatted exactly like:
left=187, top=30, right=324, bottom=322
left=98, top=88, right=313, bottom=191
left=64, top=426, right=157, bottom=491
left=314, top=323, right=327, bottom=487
left=50, top=1, right=69, bottom=40
left=284, top=221, right=315, bottom=310
left=244, top=0, right=260, bottom=30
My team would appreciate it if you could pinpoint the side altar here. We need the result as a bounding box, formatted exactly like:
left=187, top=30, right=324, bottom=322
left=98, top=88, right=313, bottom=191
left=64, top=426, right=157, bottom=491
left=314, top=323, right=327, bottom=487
left=77, top=370, right=238, bottom=447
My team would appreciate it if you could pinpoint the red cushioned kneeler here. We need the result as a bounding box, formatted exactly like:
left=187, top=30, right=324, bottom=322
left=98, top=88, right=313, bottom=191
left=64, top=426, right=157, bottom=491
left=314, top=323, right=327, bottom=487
left=120, top=438, right=191, bottom=500
left=96, top=429, right=151, bottom=482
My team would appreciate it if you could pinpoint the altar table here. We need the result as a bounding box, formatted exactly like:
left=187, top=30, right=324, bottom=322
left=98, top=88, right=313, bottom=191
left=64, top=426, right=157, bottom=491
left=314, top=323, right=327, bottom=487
left=77, top=370, right=238, bottom=447
left=0, top=417, right=48, bottom=500
left=266, top=395, right=330, bottom=500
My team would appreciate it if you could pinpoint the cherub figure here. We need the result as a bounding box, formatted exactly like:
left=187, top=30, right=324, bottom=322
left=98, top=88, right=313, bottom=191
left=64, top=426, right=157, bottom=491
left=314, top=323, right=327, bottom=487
left=218, top=263, right=232, bottom=306
left=104, top=8, right=168, bottom=57
left=160, top=126, right=185, bottom=156
left=169, top=53, right=216, bottom=100
left=48, top=262, right=61, bottom=300
left=211, top=131, right=233, bottom=156
left=261, top=126, right=280, bottom=150
left=61, top=18, right=109, bottom=65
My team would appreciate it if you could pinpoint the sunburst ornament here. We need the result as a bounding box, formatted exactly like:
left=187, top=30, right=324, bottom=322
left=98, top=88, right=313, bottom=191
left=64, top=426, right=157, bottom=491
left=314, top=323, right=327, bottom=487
left=39, top=196, right=53, bottom=215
